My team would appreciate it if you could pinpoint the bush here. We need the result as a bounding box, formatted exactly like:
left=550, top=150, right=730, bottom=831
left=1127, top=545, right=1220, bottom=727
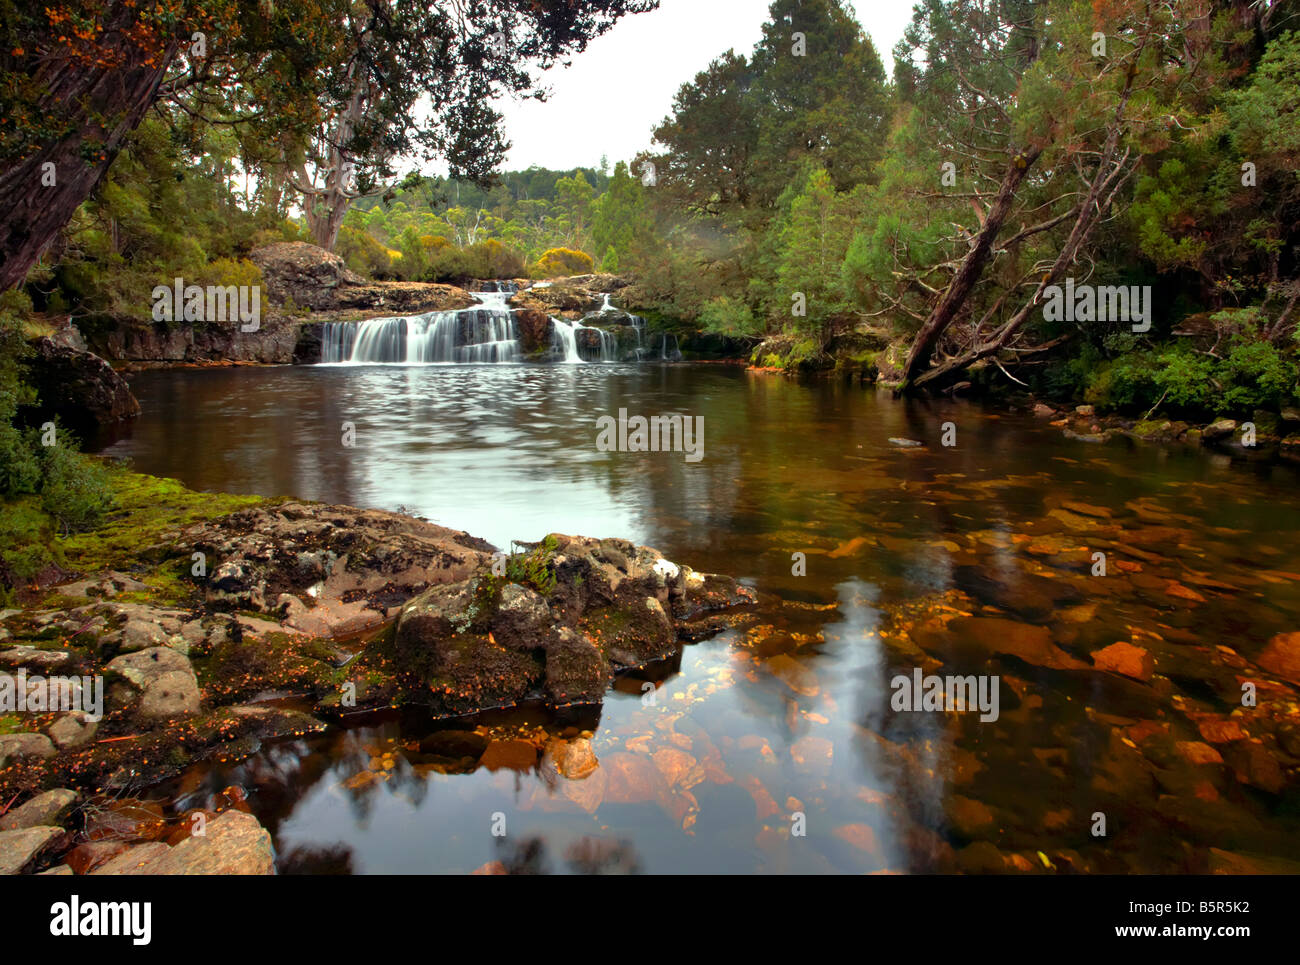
left=38, top=437, right=116, bottom=533
left=531, top=247, right=595, bottom=278
left=1220, top=339, right=1298, bottom=410
left=336, top=225, right=395, bottom=279
left=699, top=296, right=759, bottom=336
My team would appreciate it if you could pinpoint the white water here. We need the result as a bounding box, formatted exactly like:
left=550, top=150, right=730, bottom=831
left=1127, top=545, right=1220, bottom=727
left=321, top=291, right=520, bottom=364
left=319, top=286, right=666, bottom=366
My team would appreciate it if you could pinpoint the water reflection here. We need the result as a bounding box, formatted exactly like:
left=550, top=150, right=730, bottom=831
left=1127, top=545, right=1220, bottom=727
left=104, top=364, right=1300, bottom=873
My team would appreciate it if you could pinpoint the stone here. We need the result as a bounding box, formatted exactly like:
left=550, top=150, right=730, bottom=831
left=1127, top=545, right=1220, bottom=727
left=88, top=842, right=172, bottom=875
left=66, top=840, right=131, bottom=875
left=0, top=732, right=56, bottom=764
left=137, top=670, right=202, bottom=721
left=47, top=712, right=99, bottom=750
left=90, top=811, right=275, bottom=875
left=478, top=739, right=538, bottom=772
left=0, top=645, right=71, bottom=670
left=1256, top=631, right=1300, bottom=685
left=0, top=826, right=62, bottom=874
left=1202, top=419, right=1237, bottom=442
left=0, top=789, right=77, bottom=832
left=941, top=617, right=1088, bottom=670
left=18, top=337, right=140, bottom=437
left=107, top=646, right=193, bottom=689
left=543, top=737, right=598, bottom=780
left=1091, top=642, right=1155, bottom=682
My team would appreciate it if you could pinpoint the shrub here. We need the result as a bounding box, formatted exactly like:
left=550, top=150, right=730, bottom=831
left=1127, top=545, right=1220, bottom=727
left=38, top=434, right=116, bottom=533
left=699, top=296, right=759, bottom=336
left=336, top=225, right=395, bottom=279
left=532, top=247, right=594, bottom=278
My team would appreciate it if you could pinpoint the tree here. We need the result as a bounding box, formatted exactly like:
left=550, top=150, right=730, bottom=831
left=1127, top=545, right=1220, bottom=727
left=592, top=162, right=655, bottom=268
left=0, top=0, right=659, bottom=288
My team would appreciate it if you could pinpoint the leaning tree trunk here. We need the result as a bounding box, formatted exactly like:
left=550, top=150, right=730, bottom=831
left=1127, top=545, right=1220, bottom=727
left=897, top=145, right=1043, bottom=393
left=0, top=30, right=179, bottom=292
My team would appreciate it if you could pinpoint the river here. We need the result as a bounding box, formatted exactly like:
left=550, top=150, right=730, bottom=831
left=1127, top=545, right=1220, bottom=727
left=97, top=362, right=1300, bottom=873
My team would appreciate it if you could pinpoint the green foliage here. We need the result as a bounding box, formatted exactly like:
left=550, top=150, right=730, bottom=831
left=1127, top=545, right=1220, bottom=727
left=38, top=437, right=116, bottom=533
left=503, top=536, right=559, bottom=597
left=336, top=225, right=395, bottom=279
left=699, top=296, right=759, bottom=336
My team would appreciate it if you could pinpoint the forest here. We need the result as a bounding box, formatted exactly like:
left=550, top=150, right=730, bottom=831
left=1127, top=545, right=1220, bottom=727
left=1, top=0, right=1299, bottom=891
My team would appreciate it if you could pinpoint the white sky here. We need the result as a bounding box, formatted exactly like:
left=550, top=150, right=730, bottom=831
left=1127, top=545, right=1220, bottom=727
left=493, top=0, right=916, bottom=171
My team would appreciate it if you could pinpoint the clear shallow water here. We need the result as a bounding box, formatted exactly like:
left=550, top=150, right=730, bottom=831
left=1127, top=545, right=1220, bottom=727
left=100, top=363, right=1300, bottom=873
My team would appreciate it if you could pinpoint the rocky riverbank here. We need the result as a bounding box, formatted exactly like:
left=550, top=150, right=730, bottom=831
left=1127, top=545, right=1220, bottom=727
left=0, top=470, right=755, bottom=874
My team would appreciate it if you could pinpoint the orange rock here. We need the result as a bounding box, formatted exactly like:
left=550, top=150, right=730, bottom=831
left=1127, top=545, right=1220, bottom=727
left=479, top=739, right=538, bottom=772
left=1165, top=581, right=1207, bottom=603
left=603, top=753, right=664, bottom=804
left=1195, top=718, right=1248, bottom=744
left=1091, top=641, right=1155, bottom=682
left=471, top=861, right=507, bottom=875
left=739, top=775, right=780, bottom=820
left=766, top=653, right=820, bottom=696
left=1176, top=741, right=1224, bottom=766
left=833, top=823, right=880, bottom=857
left=1256, top=631, right=1300, bottom=685
left=653, top=748, right=704, bottom=789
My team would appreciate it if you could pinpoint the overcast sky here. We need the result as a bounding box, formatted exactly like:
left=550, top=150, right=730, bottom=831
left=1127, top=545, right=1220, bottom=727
left=493, top=0, right=916, bottom=172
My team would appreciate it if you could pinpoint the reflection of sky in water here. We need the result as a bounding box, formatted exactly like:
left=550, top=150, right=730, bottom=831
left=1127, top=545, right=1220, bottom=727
left=107, top=363, right=1300, bottom=873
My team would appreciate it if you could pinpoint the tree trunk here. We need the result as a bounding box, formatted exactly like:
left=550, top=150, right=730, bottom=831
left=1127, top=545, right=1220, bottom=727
left=0, top=38, right=179, bottom=292
left=897, top=145, right=1043, bottom=392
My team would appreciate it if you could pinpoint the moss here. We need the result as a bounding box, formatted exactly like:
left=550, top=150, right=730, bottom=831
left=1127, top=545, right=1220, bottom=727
left=56, top=468, right=265, bottom=581
left=0, top=714, right=24, bottom=735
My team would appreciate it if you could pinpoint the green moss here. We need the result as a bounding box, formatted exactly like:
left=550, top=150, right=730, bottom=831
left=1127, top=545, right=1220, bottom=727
left=58, top=468, right=265, bottom=576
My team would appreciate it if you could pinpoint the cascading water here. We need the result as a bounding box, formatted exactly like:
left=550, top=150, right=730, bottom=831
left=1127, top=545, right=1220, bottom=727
left=318, top=284, right=669, bottom=365
left=320, top=291, right=519, bottom=364
left=549, top=317, right=617, bottom=363
left=659, top=332, right=681, bottom=361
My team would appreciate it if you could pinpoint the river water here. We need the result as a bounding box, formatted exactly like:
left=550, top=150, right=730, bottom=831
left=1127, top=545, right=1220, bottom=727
left=99, top=363, right=1300, bottom=874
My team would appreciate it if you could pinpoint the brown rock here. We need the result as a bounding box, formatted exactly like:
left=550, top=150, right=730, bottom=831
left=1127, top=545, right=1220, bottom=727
left=1091, top=642, right=1155, bottom=682
left=1257, top=631, right=1300, bottom=685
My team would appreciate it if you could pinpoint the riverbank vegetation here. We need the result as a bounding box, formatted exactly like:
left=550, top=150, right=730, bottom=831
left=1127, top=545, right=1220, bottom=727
left=4, top=1, right=1296, bottom=430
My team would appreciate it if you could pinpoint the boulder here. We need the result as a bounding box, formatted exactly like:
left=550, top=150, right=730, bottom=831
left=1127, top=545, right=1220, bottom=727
left=381, top=533, right=755, bottom=715
left=0, top=826, right=62, bottom=874
left=180, top=501, right=493, bottom=625
left=1256, top=631, right=1300, bottom=686
left=1202, top=419, right=1237, bottom=442
left=0, top=732, right=56, bottom=765
left=0, top=789, right=77, bottom=832
left=18, top=337, right=139, bottom=439
left=249, top=241, right=472, bottom=317
left=249, top=241, right=365, bottom=309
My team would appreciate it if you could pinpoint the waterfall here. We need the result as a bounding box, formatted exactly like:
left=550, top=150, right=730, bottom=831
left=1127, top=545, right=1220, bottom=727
left=320, top=291, right=519, bottom=364
left=550, top=316, right=581, bottom=363
left=550, top=316, right=617, bottom=363
left=660, top=332, right=681, bottom=361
